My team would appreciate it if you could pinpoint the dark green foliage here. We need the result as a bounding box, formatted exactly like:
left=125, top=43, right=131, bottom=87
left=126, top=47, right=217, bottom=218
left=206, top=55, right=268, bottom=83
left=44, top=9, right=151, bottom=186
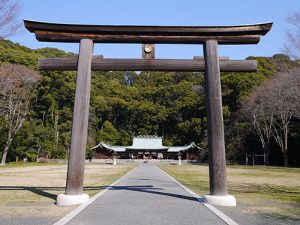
left=85, top=147, right=95, bottom=160
left=98, top=121, right=121, bottom=145
left=90, top=71, right=206, bottom=147
left=221, top=57, right=276, bottom=113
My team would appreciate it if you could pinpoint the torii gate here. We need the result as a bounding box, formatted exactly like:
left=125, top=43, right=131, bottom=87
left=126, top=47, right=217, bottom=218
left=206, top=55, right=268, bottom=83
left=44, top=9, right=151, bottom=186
left=24, top=20, right=272, bottom=207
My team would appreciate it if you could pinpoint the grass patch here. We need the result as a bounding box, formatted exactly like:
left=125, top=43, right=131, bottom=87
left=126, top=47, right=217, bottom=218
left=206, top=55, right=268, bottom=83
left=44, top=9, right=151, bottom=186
left=0, top=163, right=137, bottom=220
left=159, top=164, right=300, bottom=220
left=0, top=162, right=62, bottom=168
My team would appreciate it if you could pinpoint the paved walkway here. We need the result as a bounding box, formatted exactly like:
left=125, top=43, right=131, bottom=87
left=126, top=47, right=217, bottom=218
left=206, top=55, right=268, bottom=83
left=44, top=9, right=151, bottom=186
left=64, top=164, right=228, bottom=225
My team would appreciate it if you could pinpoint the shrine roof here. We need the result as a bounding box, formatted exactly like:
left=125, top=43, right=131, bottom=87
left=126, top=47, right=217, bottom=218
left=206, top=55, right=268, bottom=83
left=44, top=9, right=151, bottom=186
left=92, top=136, right=202, bottom=153
left=168, top=143, right=201, bottom=152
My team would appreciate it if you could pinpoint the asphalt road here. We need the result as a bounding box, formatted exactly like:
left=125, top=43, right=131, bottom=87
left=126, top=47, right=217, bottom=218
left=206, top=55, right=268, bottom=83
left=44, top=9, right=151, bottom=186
left=65, top=163, right=226, bottom=225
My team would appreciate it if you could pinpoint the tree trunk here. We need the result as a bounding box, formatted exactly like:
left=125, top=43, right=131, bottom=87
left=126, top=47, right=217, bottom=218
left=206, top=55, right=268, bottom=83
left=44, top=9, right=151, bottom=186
left=265, top=142, right=270, bottom=166
left=1, top=139, right=12, bottom=165
left=1, top=118, right=25, bottom=165
left=283, top=125, right=289, bottom=167
left=1, top=149, right=8, bottom=165
left=283, top=152, right=288, bottom=167
left=36, top=145, right=41, bottom=162
left=54, top=114, right=59, bottom=151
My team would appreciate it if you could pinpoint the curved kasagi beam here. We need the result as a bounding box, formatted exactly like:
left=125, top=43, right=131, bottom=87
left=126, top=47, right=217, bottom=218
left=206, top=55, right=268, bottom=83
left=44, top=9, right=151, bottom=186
left=24, top=20, right=272, bottom=44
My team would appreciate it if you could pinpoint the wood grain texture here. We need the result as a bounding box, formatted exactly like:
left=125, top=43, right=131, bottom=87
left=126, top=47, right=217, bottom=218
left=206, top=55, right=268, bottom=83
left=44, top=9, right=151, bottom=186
left=203, top=40, right=227, bottom=196
left=33, top=31, right=261, bottom=44
left=193, top=56, right=230, bottom=61
left=65, top=39, right=93, bottom=195
left=38, top=57, right=257, bottom=72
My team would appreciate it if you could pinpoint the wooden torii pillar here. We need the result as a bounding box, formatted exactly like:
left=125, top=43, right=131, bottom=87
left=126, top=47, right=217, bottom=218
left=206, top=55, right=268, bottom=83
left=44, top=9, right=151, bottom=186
left=24, top=20, right=272, bottom=207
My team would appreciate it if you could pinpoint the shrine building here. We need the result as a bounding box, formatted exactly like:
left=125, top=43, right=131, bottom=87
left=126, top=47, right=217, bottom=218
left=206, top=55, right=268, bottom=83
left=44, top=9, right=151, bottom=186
left=92, top=135, right=201, bottom=160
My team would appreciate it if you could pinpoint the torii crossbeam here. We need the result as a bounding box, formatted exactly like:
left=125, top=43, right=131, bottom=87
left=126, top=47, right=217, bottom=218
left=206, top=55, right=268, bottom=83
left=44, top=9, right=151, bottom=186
left=24, top=20, right=272, bottom=207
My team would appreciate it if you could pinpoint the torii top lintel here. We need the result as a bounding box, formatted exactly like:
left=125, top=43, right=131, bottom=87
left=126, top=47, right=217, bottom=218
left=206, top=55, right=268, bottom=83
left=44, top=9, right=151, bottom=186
left=24, top=20, right=272, bottom=45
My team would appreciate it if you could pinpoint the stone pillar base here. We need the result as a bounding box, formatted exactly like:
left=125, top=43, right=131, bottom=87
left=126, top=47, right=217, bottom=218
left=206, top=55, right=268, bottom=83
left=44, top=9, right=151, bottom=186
left=203, top=194, right=236, bottom=206
left=56, top=193, right=89, bottom=207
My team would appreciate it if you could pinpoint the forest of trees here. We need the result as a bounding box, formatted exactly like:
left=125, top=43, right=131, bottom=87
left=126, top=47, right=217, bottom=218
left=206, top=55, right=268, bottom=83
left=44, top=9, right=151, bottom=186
left=0, top=37, right=299, bottom=166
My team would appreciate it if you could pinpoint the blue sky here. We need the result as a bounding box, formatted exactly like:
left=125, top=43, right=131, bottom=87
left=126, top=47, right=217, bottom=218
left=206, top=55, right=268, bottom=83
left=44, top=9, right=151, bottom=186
left=9, top=0, right=300, bottom=59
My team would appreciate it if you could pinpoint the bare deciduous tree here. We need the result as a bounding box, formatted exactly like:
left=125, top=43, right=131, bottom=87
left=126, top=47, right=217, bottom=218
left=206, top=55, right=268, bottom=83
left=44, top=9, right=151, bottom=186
left=241, top=85, right=274, bottom=165
left=0, top=0, right=22, bottom=38
left=284, top=12, right=300, bottom=59
left=270, top=69, right=300, bottom=166
left=0, top=64, right=40, bottom=165
left=284, top=69, right=300, bottom=119
left=242, top=68, right=300, bottom=166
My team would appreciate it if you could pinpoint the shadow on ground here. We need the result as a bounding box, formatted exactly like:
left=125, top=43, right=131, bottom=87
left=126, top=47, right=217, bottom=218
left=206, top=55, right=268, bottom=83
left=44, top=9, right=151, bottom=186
left=0, top=186, right=106, bottom=201
left=110, top=185, right=198, bottom=201
left=0, top=184, right=198, bottom=202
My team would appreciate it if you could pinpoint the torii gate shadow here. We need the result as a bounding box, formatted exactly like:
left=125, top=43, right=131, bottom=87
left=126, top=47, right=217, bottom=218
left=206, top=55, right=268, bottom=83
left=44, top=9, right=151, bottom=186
left=0, top=186, right=104, bottom=201
left=0, top=185, right=199, bottom=202
left=108, top=185, right=198, bottom=202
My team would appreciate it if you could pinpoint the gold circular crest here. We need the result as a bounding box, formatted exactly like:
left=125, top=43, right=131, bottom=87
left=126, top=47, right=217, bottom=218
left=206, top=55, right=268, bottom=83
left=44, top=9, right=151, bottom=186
left=144, top=44, right=152, bottom=53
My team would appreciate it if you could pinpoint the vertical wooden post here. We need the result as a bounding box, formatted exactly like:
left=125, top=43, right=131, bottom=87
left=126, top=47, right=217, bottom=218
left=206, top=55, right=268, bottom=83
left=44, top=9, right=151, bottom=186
left=66, top=39, right=94, bottom=195
left=203, top=40, right=227, bottom=196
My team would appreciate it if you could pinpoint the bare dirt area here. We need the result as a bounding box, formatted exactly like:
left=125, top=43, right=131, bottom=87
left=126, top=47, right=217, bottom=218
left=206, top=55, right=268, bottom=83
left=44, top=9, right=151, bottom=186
left=0, top=163, right=136, bottom=225
left=159, top=164, right=300, bottom=225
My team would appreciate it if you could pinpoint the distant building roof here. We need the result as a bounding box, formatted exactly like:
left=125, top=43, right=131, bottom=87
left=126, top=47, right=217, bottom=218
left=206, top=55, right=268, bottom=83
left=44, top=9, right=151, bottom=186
left=93, top=142, right=126, bottom=152
left=167, top=142, right=200, bottom=152
left=126, top=136, right=168, bottom=150
left=92, top=135, right=201, bottom=153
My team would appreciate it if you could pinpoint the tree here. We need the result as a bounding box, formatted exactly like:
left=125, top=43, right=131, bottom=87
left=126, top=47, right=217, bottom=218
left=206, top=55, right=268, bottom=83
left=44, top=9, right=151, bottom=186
left=285, top=69, right=300, bottom=119
left=0, top=63, right=40, bottom=165
left=241, top=85, right=274, bottom=165
left=0, top=0, right=22, bottom=38
left=284, top=11, right=300, bottom=61
left=241, top=68, right=300, bottom=166
left=270, top=70, right=300, bottom=166
left=97, top=120, right=121, bottom=145
left=222, top=57, right=275, bottom=113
